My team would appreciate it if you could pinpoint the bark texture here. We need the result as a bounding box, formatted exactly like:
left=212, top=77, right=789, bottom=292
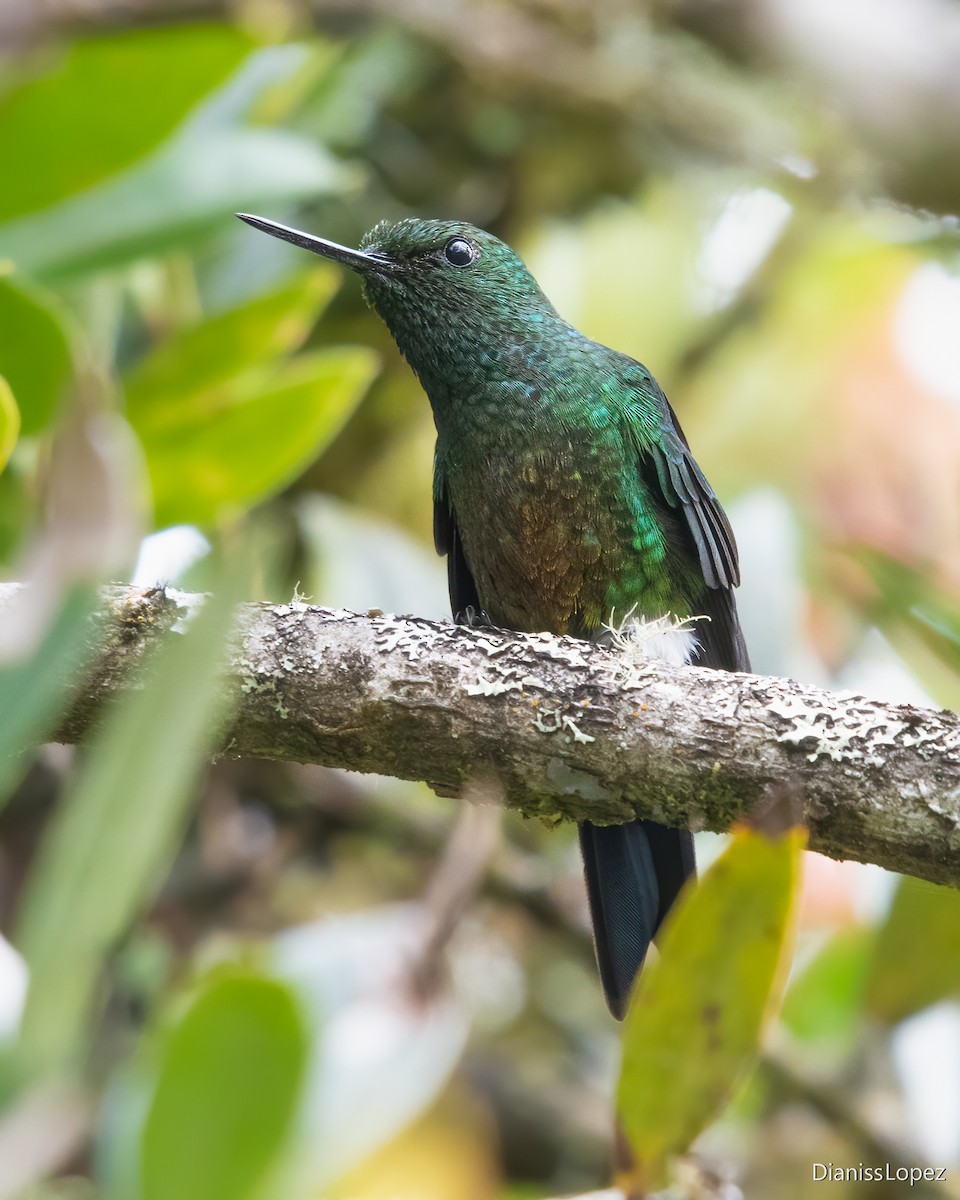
left=5, top=583, right=960, bottom=888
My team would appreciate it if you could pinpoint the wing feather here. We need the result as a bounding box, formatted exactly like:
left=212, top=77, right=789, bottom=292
left=624, top=377, right=740, bottom=591
left=622, top=372, right=747, bottom=671
left=434, top=468, right=482, bottom=621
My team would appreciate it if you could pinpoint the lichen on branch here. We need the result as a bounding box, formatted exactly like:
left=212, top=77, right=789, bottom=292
left=4, top=583, right=959, bottom=889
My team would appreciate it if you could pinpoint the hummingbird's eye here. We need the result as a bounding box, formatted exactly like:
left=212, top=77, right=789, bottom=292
left=443, top=237, right=476, bottom=267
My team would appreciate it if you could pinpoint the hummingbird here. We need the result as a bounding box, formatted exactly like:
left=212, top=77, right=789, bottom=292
left=237, top=212, right=749, bottom=1019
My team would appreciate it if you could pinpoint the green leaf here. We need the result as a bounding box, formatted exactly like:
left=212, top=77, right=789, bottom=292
left=0, top=128, right=351, bottom=282
left=139, top=347, right=378, bottom=528
left=911, top=605, right=960, bottom=669
left=15, top=581, right=240, bottom=1071
left=0, top=455, right=29, bottom=564
left=864, top=878, right=960, bottom=1024
left=0, top=273, right=73, bottom=434
left=616, top=822, right=804, bottom=1193
left=0, top=376, right=19, bottom=469
left=781, top=928, right=873, bottom=1045
left=854, top=551, right=960, bottom=701
left=142, top=972, right=307, bottom=1200
left=0, top=585, right=97, bottom=804
left=0, top=25, right=253, bottom=222
left=125, top=270, right=338, bottom=428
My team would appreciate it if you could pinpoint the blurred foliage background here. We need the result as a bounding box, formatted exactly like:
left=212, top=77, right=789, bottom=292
left=1, top=1, right=960, bottom=1197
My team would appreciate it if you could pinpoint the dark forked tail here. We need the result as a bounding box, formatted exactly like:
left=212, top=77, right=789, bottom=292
left=578, top=820, right=695, bottom=1019
left=578, top=588, right=749, bottom=1019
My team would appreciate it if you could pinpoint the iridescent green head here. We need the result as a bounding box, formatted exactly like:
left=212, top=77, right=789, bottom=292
left=236, top=213, right=559, bottom=386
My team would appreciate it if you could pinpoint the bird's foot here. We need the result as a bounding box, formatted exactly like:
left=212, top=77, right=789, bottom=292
left=455, top=605, right=498, bottom=630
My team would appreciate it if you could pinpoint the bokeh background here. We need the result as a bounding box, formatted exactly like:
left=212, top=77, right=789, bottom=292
left=1, top=2, right=960, bottom=1197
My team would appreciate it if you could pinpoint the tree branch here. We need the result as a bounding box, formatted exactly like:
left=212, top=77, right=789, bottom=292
left=6, top=583, right=960, bottom=888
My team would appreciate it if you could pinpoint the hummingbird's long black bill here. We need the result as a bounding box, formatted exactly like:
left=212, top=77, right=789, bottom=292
left=235, top=213, right=396, bottom=274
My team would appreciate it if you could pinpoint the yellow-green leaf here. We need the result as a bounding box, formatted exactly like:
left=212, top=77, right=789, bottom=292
left=864, top=878, right=960, bottom=1024
left=0, top=376, right=19, bottom=470
left=0, top=273, right=73, bottom=435
left=125, top=270, right=338, bottom=431
left=616, top=822, right=805, bottom=1193
left=0, top=454, right=29, bottom=563
left=0, top=25, right=253, bottom=222
left=140, top=348, right=378, bottom=528
left=2, top=128, right=347, bottom=282
left=142, top=971, right=308, bottom=1200
left=781, top=926, right=873, bottom=1046
left=16, top=577, right=240, bottom=1070
left=0, top=585, right=97, bottom=804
